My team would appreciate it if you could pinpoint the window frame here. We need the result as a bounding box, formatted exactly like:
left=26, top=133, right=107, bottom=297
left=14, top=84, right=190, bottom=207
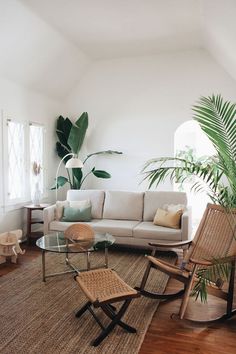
left=29, top=121, right=47, bottom=198
left=2, top=112, right=47, bottom=210
left=3, top=115, right=27, bottom=206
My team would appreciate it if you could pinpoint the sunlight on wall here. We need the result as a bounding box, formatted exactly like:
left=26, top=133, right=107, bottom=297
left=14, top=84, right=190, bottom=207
left=174, top=120, right=215, bottom=227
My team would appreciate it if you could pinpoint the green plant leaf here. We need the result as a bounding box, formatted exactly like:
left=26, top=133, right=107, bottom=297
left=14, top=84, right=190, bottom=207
left=84, top=150, right=122, bottom=163
left=72, top=168, right=83, bottom=188
left=50, top=176, right=69, bottom=190
left=92, top=170, right=111, bottom=179
left=68, top=112, right=88, bottom=154
left=87, top=150, right=122, bottom=158
left=56, top=116, right=72, bottom=151
left=192, top=94, right=236, bottom=201
left=67, top=125, right=81, bottom=153
left=75, top=112, right=89, bottom=152
left=56, top=142, right=70, bottom=163
left=191, top=260, right=231, bottom=302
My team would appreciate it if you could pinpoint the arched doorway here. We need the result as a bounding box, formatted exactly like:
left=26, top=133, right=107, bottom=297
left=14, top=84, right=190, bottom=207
left=174, top=120, right=215, bottom=228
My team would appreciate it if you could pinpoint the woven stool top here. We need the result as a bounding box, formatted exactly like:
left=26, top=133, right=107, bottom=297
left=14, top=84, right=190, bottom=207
left=75, top=268, right=139, bottom=305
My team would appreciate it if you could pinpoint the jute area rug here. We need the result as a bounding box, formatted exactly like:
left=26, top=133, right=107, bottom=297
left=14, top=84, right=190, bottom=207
left=0, top=249, right=177, bottom=354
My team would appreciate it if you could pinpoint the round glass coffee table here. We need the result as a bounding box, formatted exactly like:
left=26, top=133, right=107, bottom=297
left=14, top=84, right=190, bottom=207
left=36, top=232, right=115, bottom=282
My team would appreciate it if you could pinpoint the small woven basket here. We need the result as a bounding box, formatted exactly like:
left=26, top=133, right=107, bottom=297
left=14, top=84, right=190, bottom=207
left=64, top=223, right=95, bottom=241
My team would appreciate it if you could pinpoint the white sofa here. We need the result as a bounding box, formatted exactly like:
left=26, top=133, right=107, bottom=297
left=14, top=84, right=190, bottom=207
left=43, top=190, right=192, bottom=248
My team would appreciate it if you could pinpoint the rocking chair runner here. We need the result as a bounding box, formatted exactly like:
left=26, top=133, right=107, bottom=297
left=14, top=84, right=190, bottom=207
left=74, top=268, right=140, bottom=346
left=137, top=203, right=236, bottom=322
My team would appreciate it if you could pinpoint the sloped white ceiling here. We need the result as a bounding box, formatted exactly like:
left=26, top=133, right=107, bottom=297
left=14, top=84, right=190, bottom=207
left=19, top=0, right=202, bottom=59
left=0, top=0, right=90, bottom=99
left=1, top=0, right=235, bottom=99
left=202, top=0, right=236, bottom=83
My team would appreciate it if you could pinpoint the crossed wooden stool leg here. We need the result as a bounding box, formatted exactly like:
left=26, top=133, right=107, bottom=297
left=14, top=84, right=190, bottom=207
left=74, top=268, right=140, bottom=346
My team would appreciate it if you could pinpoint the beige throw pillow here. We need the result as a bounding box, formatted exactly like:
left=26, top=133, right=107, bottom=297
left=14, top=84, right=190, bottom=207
left=153, top=208, right=183, bottom=229
left=55, top=200, right=70, bottom=221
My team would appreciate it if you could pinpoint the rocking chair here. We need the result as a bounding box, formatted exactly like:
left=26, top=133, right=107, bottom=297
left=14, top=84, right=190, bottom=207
left=136, top=203, right=236, bottom=322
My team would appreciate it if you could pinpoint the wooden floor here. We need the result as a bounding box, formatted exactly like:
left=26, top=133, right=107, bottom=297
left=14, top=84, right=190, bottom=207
left=1, top=244, right=236, bottom=354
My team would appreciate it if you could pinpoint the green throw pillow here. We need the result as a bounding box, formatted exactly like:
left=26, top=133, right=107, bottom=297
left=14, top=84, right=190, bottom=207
left=62, top=206, right=92, bottom=222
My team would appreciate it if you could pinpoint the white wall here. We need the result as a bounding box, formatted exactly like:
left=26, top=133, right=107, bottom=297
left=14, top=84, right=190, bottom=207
left=0, top=0, right=91, bottom=234
left=2, top=47, right=236, bottom=233
left=0, top=0, right=90, bottom=99
left=203, top=0, right=236, bottom=83
left=0, top=77, right=62, bottom=233
left=65, top=49, right=236, bottom=191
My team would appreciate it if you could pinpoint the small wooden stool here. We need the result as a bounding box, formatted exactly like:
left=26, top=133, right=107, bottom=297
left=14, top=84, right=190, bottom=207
left=74, top=268, right=140, bottom=346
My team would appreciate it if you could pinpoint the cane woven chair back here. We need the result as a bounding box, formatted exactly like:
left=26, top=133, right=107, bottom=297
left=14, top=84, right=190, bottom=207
left=184, top=204, right=236, bottom=266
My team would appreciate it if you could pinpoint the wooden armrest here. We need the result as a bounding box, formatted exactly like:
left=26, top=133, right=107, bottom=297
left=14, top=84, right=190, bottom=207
left=189, top=258, right=213, bottom=266
left=148, top=240, right=192, bottom=248
left=217, top=255, right=236, bottom=263
left=190, top=255, right=236, bottom=267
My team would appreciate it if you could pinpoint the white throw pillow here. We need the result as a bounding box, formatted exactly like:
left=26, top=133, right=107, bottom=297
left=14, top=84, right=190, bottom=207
left=69, top=199, right=91, bottom=209
left=162, top=203, right=185, bottom=213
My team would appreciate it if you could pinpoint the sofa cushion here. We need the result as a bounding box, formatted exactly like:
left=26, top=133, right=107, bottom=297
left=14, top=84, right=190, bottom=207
left=49, top=219, right=102, bottom=232
left=103, top=190, right=144, bottom=221
left=133, top=221, right=182, bottom=241
left=143, top=191, right=187, bottom=221
left=91, top=219, right=140, bottom=237
left=67, top=190, right=105, bottom=219
left=49, top=219, right=139, bottom=237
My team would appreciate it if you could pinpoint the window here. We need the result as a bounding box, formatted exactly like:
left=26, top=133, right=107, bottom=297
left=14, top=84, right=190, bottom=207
left=3, top=115, right=46, bottom=207
left=6, top=119, right=26, bottom=202
left=30, top=123, right=44, bottom=195
left=174, top=120, right=215, bottom=228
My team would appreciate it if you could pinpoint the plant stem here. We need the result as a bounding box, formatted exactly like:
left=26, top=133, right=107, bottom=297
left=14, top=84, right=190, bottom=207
left=83, top=155, right=90, bottom=164
left=80, top=170, right=93, bottom=188
left=66, top=169, right=73, bottom=189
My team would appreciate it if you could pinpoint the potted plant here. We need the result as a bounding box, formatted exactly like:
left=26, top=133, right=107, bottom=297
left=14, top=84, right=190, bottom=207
left=142, top=94, right=236, bottom=300
left=52, top=112, right=122, bottom=190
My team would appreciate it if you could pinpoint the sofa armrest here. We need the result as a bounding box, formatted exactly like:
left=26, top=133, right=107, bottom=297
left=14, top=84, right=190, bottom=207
left=181, top=206, right=192, bottom=241
left=43, top=204, right=56, bottom=235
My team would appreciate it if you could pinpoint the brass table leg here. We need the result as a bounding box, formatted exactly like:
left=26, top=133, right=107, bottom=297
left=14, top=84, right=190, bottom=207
left=42, top=250, right=46, bottom=282
left=87, top=251, right=91, bottom=270
left=105, top=247, right=108, bottom=268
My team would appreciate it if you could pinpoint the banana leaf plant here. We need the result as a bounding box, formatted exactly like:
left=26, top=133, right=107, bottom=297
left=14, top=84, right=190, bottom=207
left=142, top=94, right=236, bottom=301
left=51, top=112, right=122, bottom=190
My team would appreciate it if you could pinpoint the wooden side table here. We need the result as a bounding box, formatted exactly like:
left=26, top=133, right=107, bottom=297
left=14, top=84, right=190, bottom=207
left=24, top=204, right=50, bottom=244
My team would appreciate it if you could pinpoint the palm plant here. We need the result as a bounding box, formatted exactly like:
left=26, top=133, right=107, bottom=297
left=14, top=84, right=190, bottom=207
left=142, top=94, right=236, bottom=300
left=52, top=113, right=122, bottom=190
